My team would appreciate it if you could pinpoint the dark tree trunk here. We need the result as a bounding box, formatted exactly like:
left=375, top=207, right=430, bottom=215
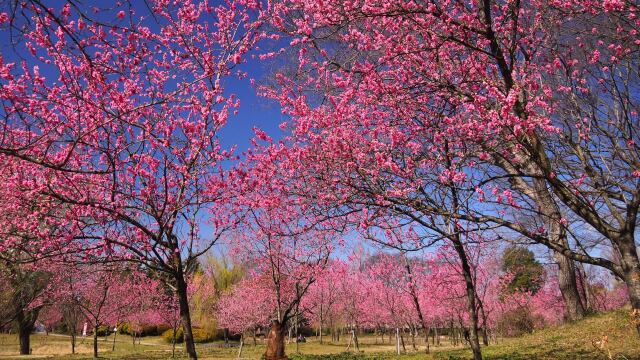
left=16, top=307, right=38, bottom=355
left=264, top=320, right=287, bottom=360
left=618, top=236, right=640, bottom=335
left=451, top=236, right=483, bottom=360
left=18, top=322, right=31, bottom=355
left=176, top=270, right=197, bottom=360
left=93, top=326, right=99, bottom=358
left=172, top=326, right=178, bottom=358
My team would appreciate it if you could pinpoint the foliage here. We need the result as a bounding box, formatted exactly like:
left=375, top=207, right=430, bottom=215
left=119, top=323, right=170, bottom=337
left=161, top=327, right=218, bottom=344
left=501, top=246, right=545, bottom=295
left=495, top=306, right=540, bottom=337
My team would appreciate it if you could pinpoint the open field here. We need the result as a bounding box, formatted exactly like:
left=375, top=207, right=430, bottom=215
left=1, top=308, right=639, bottom=360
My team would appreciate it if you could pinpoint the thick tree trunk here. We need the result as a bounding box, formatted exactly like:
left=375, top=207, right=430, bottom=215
left=18, top=323, right=31, bottom=355
left=532, top=178, right=586, bottom=321
left=175, top=269, right=198, bottom=360
left=451, top=236, right=483, bottom=360
left=16, top=307, right=38, bottom=355
left=555, top=252, right=586, bottom=321
left=264, top=320, right=287, bottom=360
left=619, top=237, right=640, bottom=335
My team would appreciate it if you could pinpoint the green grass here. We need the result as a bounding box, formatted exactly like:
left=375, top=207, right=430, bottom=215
left=1, top=308, right=639, bottom=359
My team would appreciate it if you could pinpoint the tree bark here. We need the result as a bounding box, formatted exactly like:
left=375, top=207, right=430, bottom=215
left=18, top=320, right=31, bottom=355
left=175, top=268, right=198, bottom=360
left=619, top=237, right=640, bottom=335
left=16, top=306, right=39, bottom=355
left=237, top=333, right=244, bottom=359
left=264, top=320, right=287, bottom=360
left=319, top=311, right=323, bottom=345
left=93, top=326, right=99, bottom=358
left=532, top=178, right=586, bottom=321
left=451, top=235, right=483, bottom=360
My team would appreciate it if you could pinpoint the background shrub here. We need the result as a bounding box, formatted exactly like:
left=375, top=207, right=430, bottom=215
left=162, top=327, right=217, bottom=343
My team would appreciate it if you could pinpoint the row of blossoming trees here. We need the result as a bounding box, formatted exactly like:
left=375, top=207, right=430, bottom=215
left=0, top=0, right=638, bottom=359
left=215, top=242, right=628, bottom=356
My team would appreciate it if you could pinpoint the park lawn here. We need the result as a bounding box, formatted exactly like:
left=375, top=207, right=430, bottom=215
left=432, top=307, right=640, bottom=360
left=0, top=333, right=173, bottom=359
left=1, top=308, right=639, bottom=359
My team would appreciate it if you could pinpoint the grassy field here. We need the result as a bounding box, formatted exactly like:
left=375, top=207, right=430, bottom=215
left=1, top=308, right=639, bottom=359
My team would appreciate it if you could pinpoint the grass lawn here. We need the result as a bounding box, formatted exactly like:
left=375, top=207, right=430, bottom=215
left=1, top=308, right=639, bottom=359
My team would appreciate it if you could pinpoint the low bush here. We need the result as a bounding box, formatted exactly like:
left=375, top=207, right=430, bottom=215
left=119, top=323, right=173, bottom=337
left=94, top=325, right=112, bottom=337
left=496, top=306, right=543, bottom=337
left=161, top=327, right=217, bottom=343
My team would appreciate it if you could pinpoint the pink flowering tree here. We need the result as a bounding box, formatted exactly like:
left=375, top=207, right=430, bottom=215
left=260, top=0, right=640, bottom=337
left=0, top=2, right=265, bottom=358
left=302, top=260, right=348, bottom=344
left=217, top=275, right=274, bottom=345
left=69, top=265, right=149, bottom=358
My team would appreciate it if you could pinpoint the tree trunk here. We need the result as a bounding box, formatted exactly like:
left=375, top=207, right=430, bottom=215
left=353, top=329, right=359, bottom=352
left=93, top=326, right=99, bottom=358
left=424, top=326, right=430, bottom=353
left=555, top=250, right=586, bottom=321
left=619, top=237, right=640, bottom=335
left=533, top=178, right=586, bottom=321
left=16, top=307, right=38, bottom=355
left=451, top=236, right=483, bottom=360
left=410, top=327, right=417, bottom=351
left=395, top=328, right=400, bottom=355
left=175, top=263, right=198, bottom=360
left=478, top=300, right=489, bottom=346
left=402, top=253, right=430, bottom=354
left=237, top=334, right=244, bottom=359
left=319, top=313, right=323, bottom=345
left=264, top=320, right=287, bottom=360
left=172, top=327, right=177, bottom=358
left=18, top=322, right=31, bottom=355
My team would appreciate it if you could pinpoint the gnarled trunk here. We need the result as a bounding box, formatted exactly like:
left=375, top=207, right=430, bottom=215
left=264, top=320, right=287, bottom=360
left=15, top=306, right=39, bottom=355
